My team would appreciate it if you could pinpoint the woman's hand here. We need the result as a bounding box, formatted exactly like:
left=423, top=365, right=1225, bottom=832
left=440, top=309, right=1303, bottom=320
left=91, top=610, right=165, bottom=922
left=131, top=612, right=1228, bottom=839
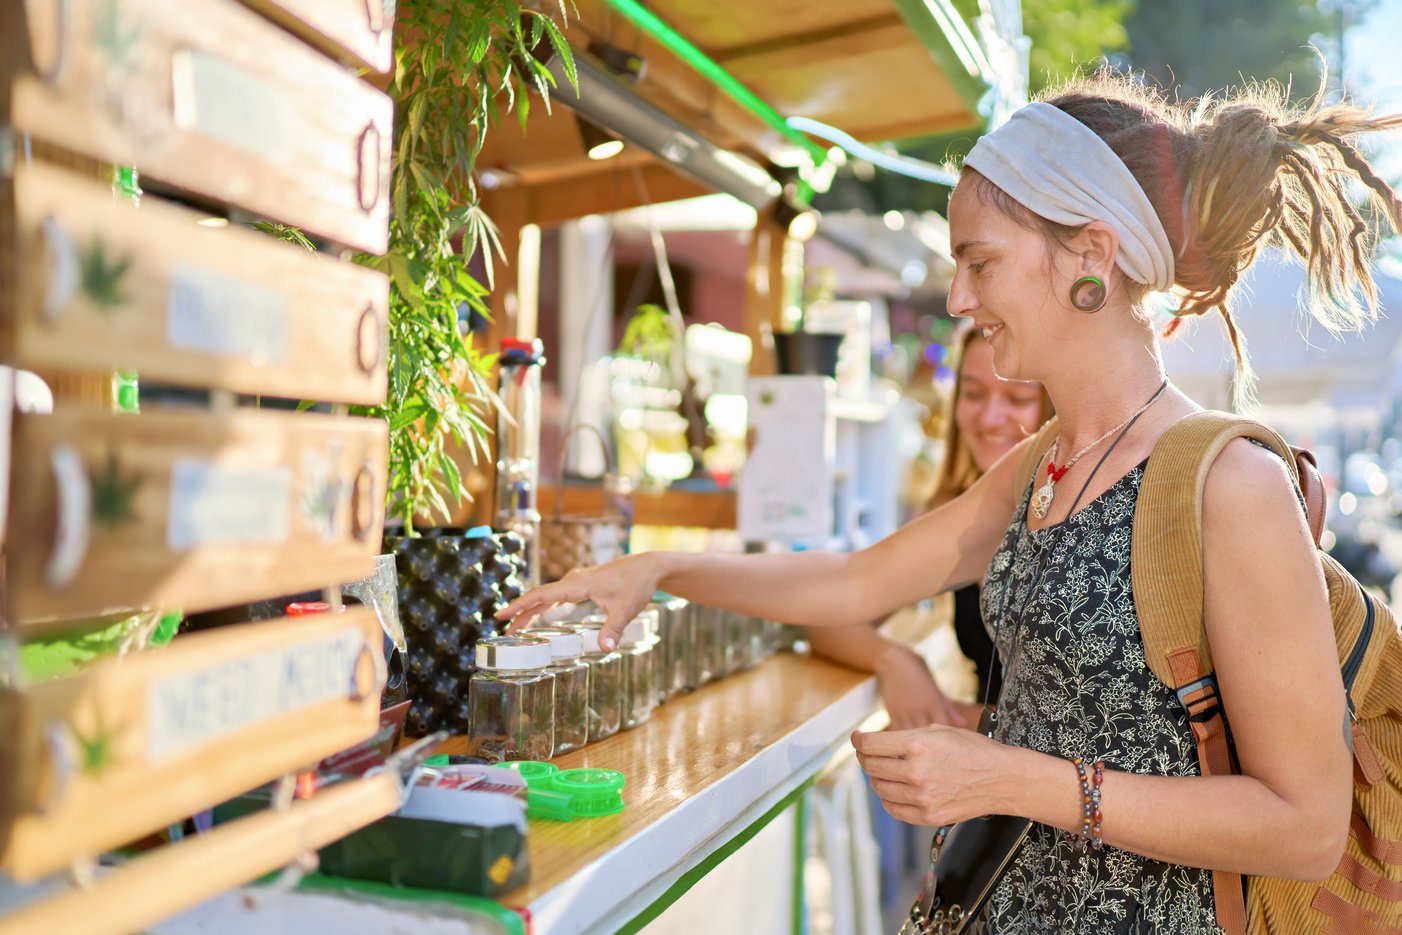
left=874, top=645, right=969, bottom=730
left=495, top=552, right=664, bottom=650
left=852, top=725, right=1018, bottom=827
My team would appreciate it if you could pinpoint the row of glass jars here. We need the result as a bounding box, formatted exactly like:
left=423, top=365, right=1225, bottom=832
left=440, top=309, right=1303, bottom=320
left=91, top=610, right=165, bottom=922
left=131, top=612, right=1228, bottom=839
left=465, top=598, right=786, bottom=763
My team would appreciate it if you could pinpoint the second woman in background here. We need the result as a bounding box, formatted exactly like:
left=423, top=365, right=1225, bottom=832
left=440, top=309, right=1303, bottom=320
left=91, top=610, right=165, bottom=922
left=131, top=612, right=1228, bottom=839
left=806, top=325, right=1052, bottom=728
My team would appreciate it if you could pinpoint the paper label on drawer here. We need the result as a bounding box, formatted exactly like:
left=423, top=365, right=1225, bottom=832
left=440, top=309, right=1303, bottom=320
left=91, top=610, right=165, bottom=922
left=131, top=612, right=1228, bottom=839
left=171, top=50, right=292, bottom=163
left=168, top=265, right=289, bottom=364
left=167, top=460, right=291, bottom=551
left=146, top=629, right=363, bottom=761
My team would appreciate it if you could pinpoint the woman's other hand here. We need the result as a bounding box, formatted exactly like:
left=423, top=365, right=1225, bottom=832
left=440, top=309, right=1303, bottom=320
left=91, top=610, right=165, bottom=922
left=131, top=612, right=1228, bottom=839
left=496, top=552, right=664, bottom=650
left=874, top=644, right=969, bottom=730
left=852, top=725, right=1012, bottom=827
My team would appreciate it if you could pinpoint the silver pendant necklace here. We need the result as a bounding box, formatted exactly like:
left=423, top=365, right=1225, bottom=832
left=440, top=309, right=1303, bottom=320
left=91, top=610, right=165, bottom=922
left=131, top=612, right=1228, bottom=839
left=1031, top=380, right=1170, bottom=521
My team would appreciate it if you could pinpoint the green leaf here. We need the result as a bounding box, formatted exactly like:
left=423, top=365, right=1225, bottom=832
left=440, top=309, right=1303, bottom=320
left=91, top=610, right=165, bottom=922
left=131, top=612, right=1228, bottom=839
left=539, top=16, right=577, bottom=95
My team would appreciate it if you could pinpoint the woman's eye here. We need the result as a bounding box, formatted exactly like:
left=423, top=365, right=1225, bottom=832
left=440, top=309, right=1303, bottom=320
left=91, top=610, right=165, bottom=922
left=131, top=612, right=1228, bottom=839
left=969, top=261, right=988, bottom=273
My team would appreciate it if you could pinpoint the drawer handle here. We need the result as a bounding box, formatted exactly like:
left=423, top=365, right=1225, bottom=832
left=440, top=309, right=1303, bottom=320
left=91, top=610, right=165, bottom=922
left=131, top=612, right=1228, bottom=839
left=349, top=636, right=387, bottom=702
left=27, top=0, right=70, bottom=85
left=355, top=303, right=383, bottom=376
left=46, top=444, right=91, bottom=589
left=355, top=123, right=382, bottom=212
left=38, top=214, right=79, bottom=325
left=39, top=722, right=74, bottom=814
left=350, top=462, right=376, bottom=541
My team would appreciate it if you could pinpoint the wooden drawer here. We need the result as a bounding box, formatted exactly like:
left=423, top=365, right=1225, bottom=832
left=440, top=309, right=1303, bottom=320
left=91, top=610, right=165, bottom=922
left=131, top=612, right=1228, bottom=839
left=8, top=408, right=388, bottom=628
left=236, top=0, right=396, bottom=74
left=0, top=608, right=384, bottom=882
left=0, top=163, right=388, bottom=405
left=1, top=0, right=393, bottom=254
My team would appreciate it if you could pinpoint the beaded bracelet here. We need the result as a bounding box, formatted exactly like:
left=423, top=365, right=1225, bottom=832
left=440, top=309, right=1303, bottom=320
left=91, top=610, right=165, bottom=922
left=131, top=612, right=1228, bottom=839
left=1071, top=757, right=1106, bottom=850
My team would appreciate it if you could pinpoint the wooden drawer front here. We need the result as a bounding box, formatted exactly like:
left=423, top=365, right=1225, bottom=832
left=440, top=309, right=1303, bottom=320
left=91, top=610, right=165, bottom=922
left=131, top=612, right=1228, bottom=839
left=1, top=164, right=388, bottom=404
left=0, top=608, right=384, bottom=882
left=8, top=408, right=388, bottom=627
left=235, top=0, right=396, bottom=74
left=2, top=0, right=392, bottom=254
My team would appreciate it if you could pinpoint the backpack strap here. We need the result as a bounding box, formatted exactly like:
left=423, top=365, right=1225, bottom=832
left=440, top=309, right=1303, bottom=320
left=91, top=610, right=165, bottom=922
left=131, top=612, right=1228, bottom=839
left=1132, top=411, right=1303, bottom=935
left=1012, top=417, right=1060, bottom=503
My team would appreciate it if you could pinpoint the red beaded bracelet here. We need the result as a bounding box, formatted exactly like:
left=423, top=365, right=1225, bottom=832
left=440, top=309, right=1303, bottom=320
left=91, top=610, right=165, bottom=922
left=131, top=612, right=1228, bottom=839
left=1071, top=757, right=1106, bottom=850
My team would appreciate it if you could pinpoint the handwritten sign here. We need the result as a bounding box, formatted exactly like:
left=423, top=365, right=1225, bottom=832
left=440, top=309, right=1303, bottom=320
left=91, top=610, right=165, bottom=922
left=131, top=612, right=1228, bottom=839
left=147, top=627, right=363, bottom=761
left=3, top=609, right=383, bottom=882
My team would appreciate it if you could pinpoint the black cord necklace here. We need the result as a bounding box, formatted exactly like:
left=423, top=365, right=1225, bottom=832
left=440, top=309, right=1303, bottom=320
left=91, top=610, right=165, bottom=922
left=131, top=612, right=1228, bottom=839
left=1061, top=379, right=1170, bottom=518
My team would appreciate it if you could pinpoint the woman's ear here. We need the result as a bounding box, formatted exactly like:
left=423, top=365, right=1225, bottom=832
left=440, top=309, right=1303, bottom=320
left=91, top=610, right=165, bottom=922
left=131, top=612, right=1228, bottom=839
left=1068, top=220, right=1120, bottom=278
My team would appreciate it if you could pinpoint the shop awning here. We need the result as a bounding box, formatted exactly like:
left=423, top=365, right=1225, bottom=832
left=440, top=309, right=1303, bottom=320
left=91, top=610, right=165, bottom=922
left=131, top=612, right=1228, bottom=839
left=475, top=0, right=992, bottom=219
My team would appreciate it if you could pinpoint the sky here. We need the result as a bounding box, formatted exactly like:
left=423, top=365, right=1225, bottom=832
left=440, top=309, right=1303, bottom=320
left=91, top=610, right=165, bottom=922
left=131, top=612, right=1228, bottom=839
left=1344, top=0, right=1402, bottom=268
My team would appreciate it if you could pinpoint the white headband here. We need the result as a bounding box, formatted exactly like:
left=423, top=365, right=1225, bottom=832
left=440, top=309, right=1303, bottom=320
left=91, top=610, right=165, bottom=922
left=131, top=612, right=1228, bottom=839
left=963, top=102, right=1176, bottom=292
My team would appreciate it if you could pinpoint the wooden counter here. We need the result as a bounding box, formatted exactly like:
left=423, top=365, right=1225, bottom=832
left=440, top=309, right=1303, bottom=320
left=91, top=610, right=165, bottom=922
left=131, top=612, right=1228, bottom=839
left=147, top=606, right=948, bottom=935
left=450, top=605, right=943, bottom=934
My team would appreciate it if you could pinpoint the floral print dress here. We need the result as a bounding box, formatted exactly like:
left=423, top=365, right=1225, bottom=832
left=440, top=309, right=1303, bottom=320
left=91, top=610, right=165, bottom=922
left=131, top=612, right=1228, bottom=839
left=970, top=462, right=1224, bottom=934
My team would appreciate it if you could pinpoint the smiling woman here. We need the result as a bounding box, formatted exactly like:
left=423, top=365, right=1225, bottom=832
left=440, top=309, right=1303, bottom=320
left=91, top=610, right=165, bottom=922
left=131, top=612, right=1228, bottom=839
left=499, top=71, right=1402, bottom=935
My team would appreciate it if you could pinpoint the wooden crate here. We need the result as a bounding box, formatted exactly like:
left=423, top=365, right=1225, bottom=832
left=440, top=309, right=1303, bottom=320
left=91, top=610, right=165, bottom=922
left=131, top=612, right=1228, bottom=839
left=0, top=608, right=385, bottom=882
left=0, top=0, right=393, bottom=253
left=0, top=163, right=389, bottom=405
left=7, top=408, right=388, bottom=628
left=235, top=0, right=396, bottom=74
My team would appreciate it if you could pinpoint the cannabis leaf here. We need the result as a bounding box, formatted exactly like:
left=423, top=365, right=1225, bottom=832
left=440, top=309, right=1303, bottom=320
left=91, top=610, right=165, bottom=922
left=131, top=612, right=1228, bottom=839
left=80, top=239, right=131, bottom=310
left=70, top=703, right=123, bottom=777
left=90, top=451, right=142, bottom=528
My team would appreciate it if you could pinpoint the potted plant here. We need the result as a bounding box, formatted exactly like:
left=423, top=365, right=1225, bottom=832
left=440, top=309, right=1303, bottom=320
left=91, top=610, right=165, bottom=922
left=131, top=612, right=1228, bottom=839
left=358, top=0, right=575, bottom=735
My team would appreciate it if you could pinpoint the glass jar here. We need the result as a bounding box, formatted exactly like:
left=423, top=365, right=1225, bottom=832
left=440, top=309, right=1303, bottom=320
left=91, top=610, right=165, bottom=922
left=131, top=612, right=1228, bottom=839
left=618, top=610, right=660, bottom=729
left=721, top=610, right=754, bottom=676
left=569, top=618, right=623, bottom=742
left=466, top=636, right=555, bottom=762
left=652, top=594, right=691, bottom=701
left=529, top=627, right=590, bottom=756
left=689, top=604, right=724, bottom=687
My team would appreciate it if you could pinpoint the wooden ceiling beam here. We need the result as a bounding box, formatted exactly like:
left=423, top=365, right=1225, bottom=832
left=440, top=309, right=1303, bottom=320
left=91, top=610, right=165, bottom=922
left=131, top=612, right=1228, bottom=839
left=711, top=12, right=905, bottom=64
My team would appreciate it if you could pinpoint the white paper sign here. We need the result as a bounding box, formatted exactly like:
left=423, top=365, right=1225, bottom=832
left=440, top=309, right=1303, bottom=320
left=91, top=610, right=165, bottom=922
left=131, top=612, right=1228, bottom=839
left=172, top=50, right=292, bottom=163
left=167, top=460, right=291, bottom=551
left=146, top=629, right=363, bottom=762
left=168, top=265, right=289, bottom=365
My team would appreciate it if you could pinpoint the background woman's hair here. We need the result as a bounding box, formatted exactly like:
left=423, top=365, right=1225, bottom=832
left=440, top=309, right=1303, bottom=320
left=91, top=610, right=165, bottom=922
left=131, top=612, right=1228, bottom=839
left=928, top=325, right=1055, bottom=509
left=963, top=68, right=1402, bottom=410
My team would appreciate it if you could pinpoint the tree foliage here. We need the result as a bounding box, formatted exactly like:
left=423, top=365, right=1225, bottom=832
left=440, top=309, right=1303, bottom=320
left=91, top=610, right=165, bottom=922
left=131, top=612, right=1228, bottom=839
left=950, top=0, right=1132, bottom=93
left=1124, top=0, right=1344, bottom=101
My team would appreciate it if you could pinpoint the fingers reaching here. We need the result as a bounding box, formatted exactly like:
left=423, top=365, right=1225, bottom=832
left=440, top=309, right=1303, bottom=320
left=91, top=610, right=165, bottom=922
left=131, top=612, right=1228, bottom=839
left=497, top=580, right=589, bottom=632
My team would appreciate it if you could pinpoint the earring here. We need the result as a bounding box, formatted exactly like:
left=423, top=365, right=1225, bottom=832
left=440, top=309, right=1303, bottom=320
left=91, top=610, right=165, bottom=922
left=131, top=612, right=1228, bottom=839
left=1069, top=275, right=1107, bottom=312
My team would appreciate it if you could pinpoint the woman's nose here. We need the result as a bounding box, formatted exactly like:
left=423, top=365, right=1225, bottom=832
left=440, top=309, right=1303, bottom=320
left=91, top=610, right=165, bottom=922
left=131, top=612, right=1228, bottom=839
left=947, top=271, right=977, bottom=318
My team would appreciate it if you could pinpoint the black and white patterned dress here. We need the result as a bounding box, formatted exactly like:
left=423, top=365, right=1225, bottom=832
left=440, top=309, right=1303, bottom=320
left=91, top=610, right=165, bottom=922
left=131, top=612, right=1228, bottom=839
left=970, top=462, right=1224, bottom=934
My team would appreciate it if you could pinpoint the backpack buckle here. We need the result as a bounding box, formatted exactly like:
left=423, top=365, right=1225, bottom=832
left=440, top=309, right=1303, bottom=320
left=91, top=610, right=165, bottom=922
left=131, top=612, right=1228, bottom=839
left=1176, top=675, right=1223, bottom=723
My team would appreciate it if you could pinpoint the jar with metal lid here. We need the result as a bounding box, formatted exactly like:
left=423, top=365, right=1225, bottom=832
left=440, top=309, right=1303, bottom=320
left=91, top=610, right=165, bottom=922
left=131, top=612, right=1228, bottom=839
left=689, top=604, right=725, bottom=686
left=529, top=626, right=590, bottom=755
left=651, top=594, right=691, bottom=701
left=466, top=636, right=555, bottom=762
left=569, top=617, right=623, bottom=742
left=618, top=609, right=659, bottom=729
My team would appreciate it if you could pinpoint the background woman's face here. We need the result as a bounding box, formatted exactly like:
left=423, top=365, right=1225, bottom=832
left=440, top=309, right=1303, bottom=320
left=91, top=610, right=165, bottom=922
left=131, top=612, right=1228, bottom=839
left=954, top=337, right=1046, bottom=473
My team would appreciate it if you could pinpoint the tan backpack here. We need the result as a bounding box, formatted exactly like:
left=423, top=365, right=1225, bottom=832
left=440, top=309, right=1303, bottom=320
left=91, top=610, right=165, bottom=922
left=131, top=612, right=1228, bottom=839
left=1013, top=411, right=1402, bottom=934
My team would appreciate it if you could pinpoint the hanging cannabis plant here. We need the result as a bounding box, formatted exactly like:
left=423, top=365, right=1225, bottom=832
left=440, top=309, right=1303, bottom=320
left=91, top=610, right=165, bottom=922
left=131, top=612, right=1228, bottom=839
left=353, top=0, right=576, bottom=530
